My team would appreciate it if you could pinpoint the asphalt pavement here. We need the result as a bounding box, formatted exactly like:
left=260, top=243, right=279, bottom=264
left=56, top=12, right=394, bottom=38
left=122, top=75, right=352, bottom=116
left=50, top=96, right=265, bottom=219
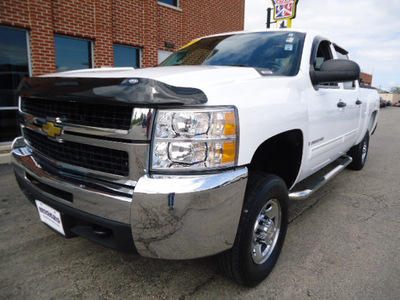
left=0, top=107, right=399, bottom=299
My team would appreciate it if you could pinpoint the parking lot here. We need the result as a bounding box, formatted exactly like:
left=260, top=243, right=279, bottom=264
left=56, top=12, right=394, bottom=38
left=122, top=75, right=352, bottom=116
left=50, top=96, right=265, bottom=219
left=1, top=108, right=399, bottom=299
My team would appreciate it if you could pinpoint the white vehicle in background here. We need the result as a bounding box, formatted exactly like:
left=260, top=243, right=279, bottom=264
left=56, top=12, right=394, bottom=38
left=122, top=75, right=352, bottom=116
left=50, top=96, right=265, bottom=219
left=12, top=29, right=379, bottom=286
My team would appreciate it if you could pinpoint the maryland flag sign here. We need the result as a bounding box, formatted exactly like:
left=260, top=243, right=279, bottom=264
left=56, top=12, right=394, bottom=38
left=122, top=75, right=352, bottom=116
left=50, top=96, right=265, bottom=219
left=272, top=0, right=299, bottom=21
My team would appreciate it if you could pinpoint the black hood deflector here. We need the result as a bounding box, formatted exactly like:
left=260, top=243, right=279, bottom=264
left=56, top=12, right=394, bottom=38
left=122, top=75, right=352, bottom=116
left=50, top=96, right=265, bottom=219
left=17, top=77, right=208, bottom=106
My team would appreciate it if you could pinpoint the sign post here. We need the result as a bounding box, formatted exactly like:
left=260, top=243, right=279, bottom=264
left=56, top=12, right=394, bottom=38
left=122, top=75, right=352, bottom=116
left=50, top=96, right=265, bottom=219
left=271, top=0, right=299, bottom=28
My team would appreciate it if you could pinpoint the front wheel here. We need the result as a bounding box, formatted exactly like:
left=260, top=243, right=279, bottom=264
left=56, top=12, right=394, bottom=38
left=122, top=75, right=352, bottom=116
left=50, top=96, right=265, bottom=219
left=217, top=173, right=289, bottom=287
left=347, top=132, right=369, bottom=170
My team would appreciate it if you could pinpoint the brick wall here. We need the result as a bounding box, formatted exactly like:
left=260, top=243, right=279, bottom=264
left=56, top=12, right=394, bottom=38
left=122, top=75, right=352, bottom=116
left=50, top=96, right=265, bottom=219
left=0, top=0, right=245, bottom=75
left=52, top=0, right=96, bottom=38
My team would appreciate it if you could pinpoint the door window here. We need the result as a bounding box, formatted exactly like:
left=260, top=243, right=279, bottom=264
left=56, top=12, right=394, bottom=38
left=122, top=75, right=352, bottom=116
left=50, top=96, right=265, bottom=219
left=314, top=40, right=333, bottom=70
left=334, top=45, right=355, bottom=90
left=312, top=40, right=337, bottom=87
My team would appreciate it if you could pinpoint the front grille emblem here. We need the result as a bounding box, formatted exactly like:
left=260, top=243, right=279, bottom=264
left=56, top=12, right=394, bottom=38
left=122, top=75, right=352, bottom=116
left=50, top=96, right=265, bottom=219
left=42, top=121, right=62, bottom=138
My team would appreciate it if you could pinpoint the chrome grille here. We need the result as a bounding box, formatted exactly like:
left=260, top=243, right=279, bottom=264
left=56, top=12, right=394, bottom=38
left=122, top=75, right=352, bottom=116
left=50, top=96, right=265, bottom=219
left=21, top=97, right=133, bottom=130
left=23, top=128, right=129, bottom=176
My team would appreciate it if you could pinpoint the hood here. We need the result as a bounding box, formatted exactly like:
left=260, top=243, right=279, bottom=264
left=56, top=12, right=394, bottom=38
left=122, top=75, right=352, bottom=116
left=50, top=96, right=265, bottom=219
left=17, top=66, right=262, bottom=107
left=44, top=65, right=262, bottom=89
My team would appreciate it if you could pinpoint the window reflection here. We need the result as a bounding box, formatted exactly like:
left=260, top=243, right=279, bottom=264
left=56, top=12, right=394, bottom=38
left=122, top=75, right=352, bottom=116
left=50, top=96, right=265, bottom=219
left=0, top=110, right=20, bottom=142
left=0, top=27, right=30, bottom=107
left=55, top=35, right=92, bottom=72
left=159, top=0, right=178, bottom=6
left=114, top=44, right=140, bottom=68
left=0, top=26, right=30, bottom=142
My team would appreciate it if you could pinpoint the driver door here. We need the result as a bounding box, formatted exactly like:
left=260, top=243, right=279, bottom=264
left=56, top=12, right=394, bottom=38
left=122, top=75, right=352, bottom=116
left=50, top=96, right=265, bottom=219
left=306, top=39, right=349, bottom=173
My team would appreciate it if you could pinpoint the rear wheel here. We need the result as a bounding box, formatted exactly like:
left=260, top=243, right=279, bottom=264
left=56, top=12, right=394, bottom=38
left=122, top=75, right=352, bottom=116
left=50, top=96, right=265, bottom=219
left=347, top=132, right=369, bottom=170
left=217, top=173, right=289, bottom=287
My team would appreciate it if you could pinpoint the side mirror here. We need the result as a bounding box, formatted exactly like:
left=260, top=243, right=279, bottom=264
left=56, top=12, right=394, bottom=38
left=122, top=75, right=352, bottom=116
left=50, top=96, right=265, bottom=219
left=311, top=59, right=360, bottom=85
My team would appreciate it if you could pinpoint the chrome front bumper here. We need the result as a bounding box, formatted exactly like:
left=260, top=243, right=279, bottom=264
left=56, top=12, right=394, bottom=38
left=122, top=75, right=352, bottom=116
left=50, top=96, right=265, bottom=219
left=12, top=137, right=248, bottom=259
left=132, top=168, right=248, bottom=259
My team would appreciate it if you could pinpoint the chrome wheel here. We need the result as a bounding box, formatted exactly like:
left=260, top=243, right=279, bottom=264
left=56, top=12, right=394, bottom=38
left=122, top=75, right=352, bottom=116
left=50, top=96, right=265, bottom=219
left=251, top=198, right=281, bottom=264
left=361, top=139, right=368, bottom=164
left=217, top=173, right=288, bottom=286
left=347, top=131, right=369, bottom=171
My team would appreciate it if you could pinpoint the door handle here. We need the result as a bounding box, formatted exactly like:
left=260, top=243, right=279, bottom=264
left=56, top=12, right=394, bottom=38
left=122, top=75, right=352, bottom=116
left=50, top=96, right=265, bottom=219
left=356, top=99, right=362, bottom=105
left=337, top=101, right=347, bottom=108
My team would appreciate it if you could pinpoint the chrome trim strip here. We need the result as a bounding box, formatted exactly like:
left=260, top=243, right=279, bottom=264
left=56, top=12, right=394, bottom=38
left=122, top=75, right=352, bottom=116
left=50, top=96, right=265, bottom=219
left=151, top=137, right=237, bottom=143
left=23, top=123, right=133, bottom=151
left=136, top=169, right=247, bottom=194
left=0, top=106, right=18, bottom=110
left=20, top=108, right=154, bottom=141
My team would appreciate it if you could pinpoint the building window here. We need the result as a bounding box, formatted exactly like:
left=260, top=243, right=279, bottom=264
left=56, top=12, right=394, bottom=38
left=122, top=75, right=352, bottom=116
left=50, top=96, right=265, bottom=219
left=158, top=0, right=179, bottom=7
left=55, top=35, right=92, bottom=72
left=114, top=44, right=141, bottom=68
left=0, top=26, right=31, bottom=143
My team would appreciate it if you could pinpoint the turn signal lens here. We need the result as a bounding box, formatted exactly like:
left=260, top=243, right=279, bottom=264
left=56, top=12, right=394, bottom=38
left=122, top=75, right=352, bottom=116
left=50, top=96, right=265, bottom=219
left=222, top=141, right=236, bottom=164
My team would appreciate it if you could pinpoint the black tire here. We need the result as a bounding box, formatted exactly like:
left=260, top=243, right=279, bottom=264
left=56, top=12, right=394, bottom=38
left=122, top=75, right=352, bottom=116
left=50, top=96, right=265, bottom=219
left=217, top=172, right=289, bottom=287
left=347, top=132, right=369, bottom=170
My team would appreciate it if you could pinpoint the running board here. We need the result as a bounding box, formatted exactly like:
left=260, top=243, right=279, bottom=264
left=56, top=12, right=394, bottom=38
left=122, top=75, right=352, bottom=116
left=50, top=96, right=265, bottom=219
left=289, top=156, right=353, bottom=200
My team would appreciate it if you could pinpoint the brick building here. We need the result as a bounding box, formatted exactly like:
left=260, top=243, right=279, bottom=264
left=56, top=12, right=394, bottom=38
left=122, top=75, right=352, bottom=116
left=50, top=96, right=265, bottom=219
left=0, top=0, right=245, bottom=144
left=360, top=72, right=373, bottom=87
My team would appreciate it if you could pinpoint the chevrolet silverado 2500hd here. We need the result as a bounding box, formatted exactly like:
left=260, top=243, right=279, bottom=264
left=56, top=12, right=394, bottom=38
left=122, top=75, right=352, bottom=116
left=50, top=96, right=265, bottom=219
left=12, top=29, right=379, bottom=286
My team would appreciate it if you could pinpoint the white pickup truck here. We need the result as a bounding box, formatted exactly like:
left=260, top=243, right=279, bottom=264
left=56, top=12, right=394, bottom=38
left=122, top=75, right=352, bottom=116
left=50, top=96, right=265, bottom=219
left=12, top=29, right=379, bottom=286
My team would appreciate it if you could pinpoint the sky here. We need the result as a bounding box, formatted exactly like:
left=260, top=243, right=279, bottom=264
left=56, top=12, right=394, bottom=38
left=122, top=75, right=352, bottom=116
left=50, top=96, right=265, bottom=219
left=244, top=0, right=400, bottom=91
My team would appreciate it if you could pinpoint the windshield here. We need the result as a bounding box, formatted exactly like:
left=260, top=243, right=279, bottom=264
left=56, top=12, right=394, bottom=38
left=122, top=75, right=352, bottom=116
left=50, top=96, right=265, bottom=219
left=161, top=31, right=305, bottom=76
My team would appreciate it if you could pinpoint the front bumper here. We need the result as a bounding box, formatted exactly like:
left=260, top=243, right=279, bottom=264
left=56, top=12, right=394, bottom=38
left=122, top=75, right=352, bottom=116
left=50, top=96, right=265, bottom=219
left=12, top=137, right=248, bottom=259
left=132, top=168, right=248, bottom=259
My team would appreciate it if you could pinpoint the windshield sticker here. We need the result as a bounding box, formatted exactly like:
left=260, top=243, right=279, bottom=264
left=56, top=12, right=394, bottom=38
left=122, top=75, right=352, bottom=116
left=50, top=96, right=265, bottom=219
left=286, top=37, right=294, bottom=43
left=284, top=44, right=293, bottom=51
left=179, top=38, right=201, bottom=51
left=288, top=33, right=294, bottom=37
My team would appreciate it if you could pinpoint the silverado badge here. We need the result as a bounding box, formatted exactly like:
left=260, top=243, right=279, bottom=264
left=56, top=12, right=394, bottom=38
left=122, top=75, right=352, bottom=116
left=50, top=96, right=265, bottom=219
left=42, top=121, right=62, bottom=138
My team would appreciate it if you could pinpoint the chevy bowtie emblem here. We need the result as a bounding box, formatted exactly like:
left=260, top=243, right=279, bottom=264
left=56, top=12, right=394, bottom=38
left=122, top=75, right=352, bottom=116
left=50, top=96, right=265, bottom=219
left=42, top=121, right=62, bottom=138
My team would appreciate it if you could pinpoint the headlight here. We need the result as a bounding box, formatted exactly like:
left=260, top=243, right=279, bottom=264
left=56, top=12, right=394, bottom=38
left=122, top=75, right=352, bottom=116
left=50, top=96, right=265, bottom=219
left=152, top=107, right=238, bottom=170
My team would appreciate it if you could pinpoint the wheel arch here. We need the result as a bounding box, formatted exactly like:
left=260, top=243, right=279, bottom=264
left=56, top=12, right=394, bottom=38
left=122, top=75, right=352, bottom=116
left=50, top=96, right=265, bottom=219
left=247, top=129, right=303, bottom=189
left=369, top=110, right=378, bottom=135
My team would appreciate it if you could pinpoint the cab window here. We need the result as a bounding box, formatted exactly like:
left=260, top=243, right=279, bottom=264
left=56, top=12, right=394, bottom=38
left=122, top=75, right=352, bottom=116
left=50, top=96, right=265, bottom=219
left=312, top=40, right=337, bottom=87
left=314, top=41, right=333, bottom=70
left=334, top=45, right=356, bottom=89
